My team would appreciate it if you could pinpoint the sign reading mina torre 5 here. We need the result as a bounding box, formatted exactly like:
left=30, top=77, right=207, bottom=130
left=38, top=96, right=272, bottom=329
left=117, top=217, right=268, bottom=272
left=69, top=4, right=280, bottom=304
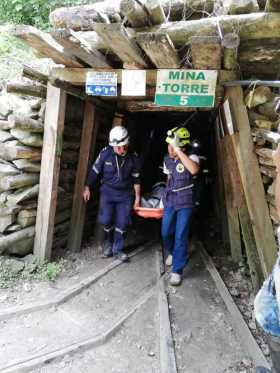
left=155, top=69, right=218, bottom=107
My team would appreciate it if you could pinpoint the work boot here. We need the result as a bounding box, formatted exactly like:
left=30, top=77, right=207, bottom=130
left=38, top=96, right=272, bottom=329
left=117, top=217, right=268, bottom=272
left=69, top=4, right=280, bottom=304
left=255, top=367, right=272, bottom=373
left=115, top=252, right=129, bottom=262
left=169, top=273, right=182, bottom=286
left=101, top=241, right=113, bottom=258
left=165, top=254, right=173, bottom=266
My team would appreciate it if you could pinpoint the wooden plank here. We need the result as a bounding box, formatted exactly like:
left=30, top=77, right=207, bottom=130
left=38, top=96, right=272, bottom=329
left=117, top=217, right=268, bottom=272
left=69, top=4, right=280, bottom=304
left=238, top=203, right=263, bottom=292
left=50, top=67, right=236, bottom=86
left=51, top=29, right=112, bottom=68
left=135, top=33, right=180, bottom=68
left=223, top=133, right=263, bottom=290
left=51, top=67, right=156, bottom=85
left=34, top=84, right=67, bottom=261
left=93, top=23, right=148, bottom=67
left=13, top=25, right=84, bottom=68
left=220, top=135, right=242, bottom=263
left=190, top=36, right=222, bottom=69
left=214, top=119, right=229, bottom=245
left=22, top=65, right=48, bottom=85
left=67, top=101, right=97, bottom=250
left=125, top=101, right=212, bottom=112
left=226, top=86, right=277, bottom=276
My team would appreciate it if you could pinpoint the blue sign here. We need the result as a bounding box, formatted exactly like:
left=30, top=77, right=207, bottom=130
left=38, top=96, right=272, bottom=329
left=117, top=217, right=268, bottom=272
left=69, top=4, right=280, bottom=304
left=86, top=71, right=117, bottom=97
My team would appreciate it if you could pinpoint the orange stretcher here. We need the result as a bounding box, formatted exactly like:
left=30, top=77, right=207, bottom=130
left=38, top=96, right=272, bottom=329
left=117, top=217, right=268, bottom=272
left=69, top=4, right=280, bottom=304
left=134, top=207, right=164, bottom=219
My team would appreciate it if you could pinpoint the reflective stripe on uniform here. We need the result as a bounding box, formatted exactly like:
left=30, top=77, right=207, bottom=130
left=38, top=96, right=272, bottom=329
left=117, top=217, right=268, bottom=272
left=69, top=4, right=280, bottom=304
left=115, top=227, right=126, bottom=235
left=93, top=165, right=99, bottom=174
left=172, top=184, right=194, bottom=192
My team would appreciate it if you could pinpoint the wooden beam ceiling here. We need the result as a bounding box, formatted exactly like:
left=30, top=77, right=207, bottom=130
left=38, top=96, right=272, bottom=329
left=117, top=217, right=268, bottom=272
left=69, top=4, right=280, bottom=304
left=94, top=23, right=148, bottom=67
left=51, top=29, right=112, bottom=68
left=12, top=25, right=84, bottom=68
left=135, top=33, right=180, bottom=68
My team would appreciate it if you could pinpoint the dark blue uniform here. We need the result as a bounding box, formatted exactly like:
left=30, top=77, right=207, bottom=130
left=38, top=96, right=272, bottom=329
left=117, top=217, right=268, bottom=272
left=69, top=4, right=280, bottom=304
left=161, top=153, right=199, bottom=274
left=87, top=146, right=140, bottom=254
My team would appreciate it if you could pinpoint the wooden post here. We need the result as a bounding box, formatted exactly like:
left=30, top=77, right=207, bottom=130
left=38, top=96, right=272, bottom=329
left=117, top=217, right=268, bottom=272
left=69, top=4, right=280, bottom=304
left=220, top=135, right=242, bottom=262
left=226, top=86, right=277, bottom=276
left=214, top=120, right=229, bottom=246
left=67, top=101, right=98, bottom=251
left=34, top=83, right=67, bottom=261
left=190, top=36, right=222, bottom=69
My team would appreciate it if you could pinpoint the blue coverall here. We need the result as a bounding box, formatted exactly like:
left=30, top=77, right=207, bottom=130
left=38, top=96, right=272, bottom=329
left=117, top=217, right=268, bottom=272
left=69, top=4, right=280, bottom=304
left=162, top=153, right=199, bottom=274
left=86, top=146, right=141, bottom=254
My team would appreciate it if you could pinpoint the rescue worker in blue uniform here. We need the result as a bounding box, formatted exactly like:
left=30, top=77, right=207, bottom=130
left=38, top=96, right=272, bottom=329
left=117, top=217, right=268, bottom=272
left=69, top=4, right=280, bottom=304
left=83, top=126, right=141, bottom=262
left=162, top=127, right=200, bottom=286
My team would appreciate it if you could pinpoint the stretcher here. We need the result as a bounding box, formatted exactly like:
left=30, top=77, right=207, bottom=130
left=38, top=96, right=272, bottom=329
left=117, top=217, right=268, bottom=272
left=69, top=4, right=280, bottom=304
left=134, top=207, right=163, bottom=219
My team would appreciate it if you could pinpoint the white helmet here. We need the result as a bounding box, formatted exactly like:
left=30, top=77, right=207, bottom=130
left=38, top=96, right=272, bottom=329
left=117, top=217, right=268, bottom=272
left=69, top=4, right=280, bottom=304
left=109, top=126, right=129, bottom=146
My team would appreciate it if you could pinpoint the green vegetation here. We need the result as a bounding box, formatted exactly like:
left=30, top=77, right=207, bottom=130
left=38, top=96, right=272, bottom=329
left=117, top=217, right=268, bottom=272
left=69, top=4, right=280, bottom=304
left=0, top=257, right=69, bottom=288
left=0, top=0, right=93, bottom=30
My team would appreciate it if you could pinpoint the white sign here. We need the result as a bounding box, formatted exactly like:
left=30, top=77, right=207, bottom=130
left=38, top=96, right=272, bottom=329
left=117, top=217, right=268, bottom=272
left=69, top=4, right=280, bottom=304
left=121, top=70, right=146, bottom=96
left=86, top=71, right=117, bottom=96
left=155, top=69, right=218, bottom=107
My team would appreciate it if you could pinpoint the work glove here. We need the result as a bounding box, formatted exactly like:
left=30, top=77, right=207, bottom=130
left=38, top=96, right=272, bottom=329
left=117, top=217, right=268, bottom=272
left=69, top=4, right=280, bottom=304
left=169, top=133, right=181, bottom=152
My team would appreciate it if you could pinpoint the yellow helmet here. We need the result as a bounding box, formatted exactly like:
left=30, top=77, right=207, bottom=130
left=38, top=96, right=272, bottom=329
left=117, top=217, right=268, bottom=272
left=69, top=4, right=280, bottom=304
left=166, top=127, right=190, bottom=147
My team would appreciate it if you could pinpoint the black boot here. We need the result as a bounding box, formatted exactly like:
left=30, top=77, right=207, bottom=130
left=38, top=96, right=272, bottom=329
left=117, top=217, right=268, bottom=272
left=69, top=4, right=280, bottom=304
left=100, top=225, right=113, bottom=258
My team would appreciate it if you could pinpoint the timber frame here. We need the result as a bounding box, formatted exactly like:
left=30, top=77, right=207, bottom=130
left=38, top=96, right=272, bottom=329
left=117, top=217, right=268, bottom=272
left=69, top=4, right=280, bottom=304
left=11, top=0, right=280, bottom=287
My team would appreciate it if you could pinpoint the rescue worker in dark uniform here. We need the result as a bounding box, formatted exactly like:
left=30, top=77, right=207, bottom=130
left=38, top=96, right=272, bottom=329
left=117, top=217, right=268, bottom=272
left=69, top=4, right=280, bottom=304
left=162, top=127, right=200, bottom=286
left=83, top=126, right=141, bottom=262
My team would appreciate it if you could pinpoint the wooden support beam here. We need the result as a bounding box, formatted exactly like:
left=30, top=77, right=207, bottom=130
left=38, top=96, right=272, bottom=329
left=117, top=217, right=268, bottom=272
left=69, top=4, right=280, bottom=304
left=51, top=29, right=112, bottom=68
left=238, top=202, right=263, bottom=292
left=51, top=67, right=156, bottom=85
left=226, top=86, right=277, bottom=276
left=124, top=101, right=211, bottom=112
left=50, top=68, right=235, bottom=87
left=220, top=135, right=242, bottom=263
left=145, top=0, right=166, bottom=25
left=214, top=120, right=229, bottom=246
left=22, top=65, right=48, bottom=85
left=137, top=13, right=280, bottom=49
left=94, top=23, right=148, bottom=67
left=48, top=77, right=114, bottom=112
left=135, top=33, right=180, bottom=68
left=120, top=0, right=151, bottom=27
left=34, top=84, right=67, bottom=261
left=67, top=101, right=98, bottom=251
left=222, top=33, right=240, bottom=71
left=190, top=36, right=222, bottom=69
left=12, top=25, right=84, bottom=68
left=76, top=31, right=108, bottom=51
left=6, top=82, right=47, bottom=98
left=223, top=132, right=263, bottom=289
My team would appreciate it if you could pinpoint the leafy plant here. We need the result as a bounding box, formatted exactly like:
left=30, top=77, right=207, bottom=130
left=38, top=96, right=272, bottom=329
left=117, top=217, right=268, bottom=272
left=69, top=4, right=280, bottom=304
left=0, top=0, right=95, bottom=29
left=40, top=260, right=66, bottom=281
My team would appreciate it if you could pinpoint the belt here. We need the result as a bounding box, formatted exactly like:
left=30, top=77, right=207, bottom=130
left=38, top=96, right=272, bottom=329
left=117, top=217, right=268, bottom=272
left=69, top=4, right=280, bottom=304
left=172, top=184, right=194, bottom=192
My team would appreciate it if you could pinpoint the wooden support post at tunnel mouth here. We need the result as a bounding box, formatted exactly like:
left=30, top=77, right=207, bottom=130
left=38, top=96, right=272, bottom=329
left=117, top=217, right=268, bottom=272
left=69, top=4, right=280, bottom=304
left=67, top=101, right=98, bottom=251
left=225, top=86, right=278, bottom=277
left=33, top=83, right=67, bottom=261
